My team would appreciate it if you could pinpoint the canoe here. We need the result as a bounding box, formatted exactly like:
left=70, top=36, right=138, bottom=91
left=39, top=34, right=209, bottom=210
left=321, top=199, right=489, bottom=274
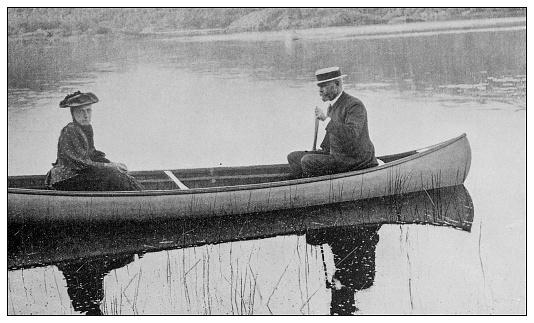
left=7, top=133, right=471, bottom=223
left=8, top=185, right=473, bottom=270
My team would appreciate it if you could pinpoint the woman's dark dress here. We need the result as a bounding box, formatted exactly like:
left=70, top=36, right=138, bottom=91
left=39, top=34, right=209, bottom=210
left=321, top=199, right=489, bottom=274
left=45, top=122, right=144, bottom=191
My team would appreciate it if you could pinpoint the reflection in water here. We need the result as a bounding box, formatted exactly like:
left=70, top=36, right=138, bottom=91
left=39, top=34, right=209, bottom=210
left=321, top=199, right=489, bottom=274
left=8, top=185, right=474, bottom=315
left=8, top=185, right=473, bottom=314
left=57, top=255, right=136, bottom=315
left=307, top=225, right=381, bottom=315
left=8, top=185, right=473, bottom=315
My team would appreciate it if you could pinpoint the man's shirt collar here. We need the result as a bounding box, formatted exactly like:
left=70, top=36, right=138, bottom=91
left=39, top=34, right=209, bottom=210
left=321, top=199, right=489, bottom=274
left=329, top=91, right=343, bottom=106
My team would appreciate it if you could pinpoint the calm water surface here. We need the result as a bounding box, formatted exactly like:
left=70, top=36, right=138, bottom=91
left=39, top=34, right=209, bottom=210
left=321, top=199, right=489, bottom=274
left=7, top=25, right=526, bottom=314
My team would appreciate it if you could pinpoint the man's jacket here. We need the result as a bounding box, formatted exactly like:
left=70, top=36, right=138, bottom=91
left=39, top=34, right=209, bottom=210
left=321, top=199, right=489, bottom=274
left=320, top=91, right=378, bottom=169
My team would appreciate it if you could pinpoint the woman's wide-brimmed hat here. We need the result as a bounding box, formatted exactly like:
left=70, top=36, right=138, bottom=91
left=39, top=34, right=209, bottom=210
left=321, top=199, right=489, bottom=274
left=315, top=67, right=347, bottom=84
left=59, top=91, right=99, bottom=108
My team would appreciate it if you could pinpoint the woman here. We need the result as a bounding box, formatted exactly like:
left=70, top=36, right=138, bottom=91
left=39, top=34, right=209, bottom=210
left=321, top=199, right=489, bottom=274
left=45, top=91, right=144, bottom=191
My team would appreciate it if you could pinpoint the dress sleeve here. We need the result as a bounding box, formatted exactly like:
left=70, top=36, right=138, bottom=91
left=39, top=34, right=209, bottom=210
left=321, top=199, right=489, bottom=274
left=58, top=126, right=109, bottom=170
left=90, top=150, right=110, bottom=163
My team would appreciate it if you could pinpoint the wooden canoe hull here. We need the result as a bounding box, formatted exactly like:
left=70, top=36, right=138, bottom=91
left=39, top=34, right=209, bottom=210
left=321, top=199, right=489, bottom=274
left=8, top=134, right=471, bottom=223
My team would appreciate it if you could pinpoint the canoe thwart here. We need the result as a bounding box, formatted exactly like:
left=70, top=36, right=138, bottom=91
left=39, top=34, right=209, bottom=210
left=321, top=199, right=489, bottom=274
left=164, top=171, right=189, bottom=190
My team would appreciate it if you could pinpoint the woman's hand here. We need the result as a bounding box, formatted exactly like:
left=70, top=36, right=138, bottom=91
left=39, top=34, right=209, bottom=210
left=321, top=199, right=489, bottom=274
left=108, top=162, right=128, bottom=172
left=116, top=163, right=128, bottom=172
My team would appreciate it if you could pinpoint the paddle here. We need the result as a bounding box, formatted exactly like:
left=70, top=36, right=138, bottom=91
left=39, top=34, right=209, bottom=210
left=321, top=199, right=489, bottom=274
left=312, top=114, right=319, bottom=151
left=320, top=245, right=332, bottom=289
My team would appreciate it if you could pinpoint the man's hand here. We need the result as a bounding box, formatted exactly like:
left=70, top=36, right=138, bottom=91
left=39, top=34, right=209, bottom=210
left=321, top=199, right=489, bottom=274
left=315, top=106, right=327, bottom=121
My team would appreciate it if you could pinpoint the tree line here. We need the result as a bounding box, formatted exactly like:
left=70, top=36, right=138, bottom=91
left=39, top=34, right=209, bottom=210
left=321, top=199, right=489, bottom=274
left=8, top=8, right=525, bottom=38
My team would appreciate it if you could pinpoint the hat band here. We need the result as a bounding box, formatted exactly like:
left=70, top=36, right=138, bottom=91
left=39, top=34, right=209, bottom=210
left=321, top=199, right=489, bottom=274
left=316, top=70, right=341, bottom=82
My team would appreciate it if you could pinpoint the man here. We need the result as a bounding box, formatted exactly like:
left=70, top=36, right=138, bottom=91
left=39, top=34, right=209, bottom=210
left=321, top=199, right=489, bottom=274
left=287, top=67, right=378, bottom=177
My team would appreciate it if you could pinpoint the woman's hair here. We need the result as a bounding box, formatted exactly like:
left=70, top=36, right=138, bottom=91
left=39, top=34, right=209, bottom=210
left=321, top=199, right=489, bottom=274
left=69, top=107, right=76, bottom=120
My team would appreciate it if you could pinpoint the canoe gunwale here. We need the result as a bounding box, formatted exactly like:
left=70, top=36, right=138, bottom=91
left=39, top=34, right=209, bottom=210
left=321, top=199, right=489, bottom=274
left=7, top=133, right=467, bottom=197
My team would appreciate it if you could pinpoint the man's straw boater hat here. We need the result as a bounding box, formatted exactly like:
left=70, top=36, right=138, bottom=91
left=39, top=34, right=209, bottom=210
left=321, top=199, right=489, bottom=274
left=59, top=91, right=99, bottom=108
left=315, top=67, right=347, bottom=84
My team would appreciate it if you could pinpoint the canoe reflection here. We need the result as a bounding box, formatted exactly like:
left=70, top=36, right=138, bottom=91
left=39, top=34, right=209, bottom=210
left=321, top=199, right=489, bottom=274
left=8, top=185, right=473, bottom=315
left=307, top=225, right=381, bottom=315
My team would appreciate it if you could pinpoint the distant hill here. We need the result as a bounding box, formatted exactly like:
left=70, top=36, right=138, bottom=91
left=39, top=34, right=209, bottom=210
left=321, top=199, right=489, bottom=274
left=8, top=8, right=526, bottom=39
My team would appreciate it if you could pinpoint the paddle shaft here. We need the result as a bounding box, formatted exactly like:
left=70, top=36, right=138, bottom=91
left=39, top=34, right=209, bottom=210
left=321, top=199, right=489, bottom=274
left=320, top=245, right=331, bottom=289
left=312, top=117, right=319, bottom=151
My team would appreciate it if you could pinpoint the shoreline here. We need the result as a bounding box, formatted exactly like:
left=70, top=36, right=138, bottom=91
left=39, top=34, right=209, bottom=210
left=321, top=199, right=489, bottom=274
left=173, top=16, right=526, bottom=42
left=8, top=16, right=526, bottom=44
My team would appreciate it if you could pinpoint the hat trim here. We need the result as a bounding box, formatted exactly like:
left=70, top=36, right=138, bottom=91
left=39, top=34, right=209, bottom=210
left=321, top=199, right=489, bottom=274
left=63, top=102, right=95, bottom=108
left=315, top=74, right=347, bottom=84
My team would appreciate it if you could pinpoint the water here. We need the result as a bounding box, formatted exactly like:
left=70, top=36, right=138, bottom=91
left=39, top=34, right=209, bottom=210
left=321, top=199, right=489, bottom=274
left=7, top=24, right=526, bottom=314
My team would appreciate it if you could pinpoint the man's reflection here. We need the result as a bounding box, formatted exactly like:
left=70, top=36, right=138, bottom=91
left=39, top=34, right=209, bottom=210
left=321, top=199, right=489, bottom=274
left=306, top=224, right=381, bottom=315
left=56, top=254, right=136, bottom=315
